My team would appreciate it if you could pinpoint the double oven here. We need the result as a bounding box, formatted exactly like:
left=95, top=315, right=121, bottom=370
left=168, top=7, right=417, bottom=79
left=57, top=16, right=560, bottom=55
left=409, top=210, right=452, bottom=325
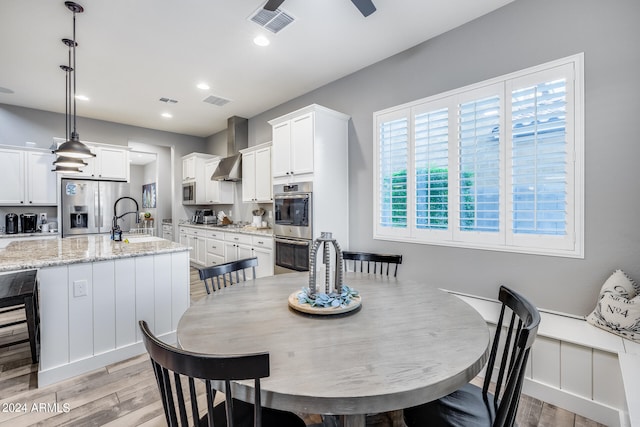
left=274, top=182, right=312, bottom=272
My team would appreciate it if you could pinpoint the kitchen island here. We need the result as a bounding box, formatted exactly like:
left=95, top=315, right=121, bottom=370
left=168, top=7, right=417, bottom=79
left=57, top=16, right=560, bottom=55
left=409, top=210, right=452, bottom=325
left=0, top=235, right=190, bottom=387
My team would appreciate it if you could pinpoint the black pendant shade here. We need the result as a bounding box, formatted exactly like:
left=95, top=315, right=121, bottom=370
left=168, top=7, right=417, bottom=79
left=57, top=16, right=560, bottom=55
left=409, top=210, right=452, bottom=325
left=53, top=155, right=88, bottom=168
left=55, top=134, right=95, bottom=159
left=51, top=165, right=82, bottom=174
left=53, top=1, right=95, bottom=170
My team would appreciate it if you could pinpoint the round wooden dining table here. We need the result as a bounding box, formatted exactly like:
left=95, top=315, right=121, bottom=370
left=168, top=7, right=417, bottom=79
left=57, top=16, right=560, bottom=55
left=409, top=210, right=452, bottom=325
left=177, top=271, right=490, bottom=427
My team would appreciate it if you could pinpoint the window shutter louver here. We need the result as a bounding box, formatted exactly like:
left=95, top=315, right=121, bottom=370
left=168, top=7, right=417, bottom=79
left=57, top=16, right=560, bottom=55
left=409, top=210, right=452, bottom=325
left=415, top=108, right=449, bottom=230
left=379, top=117, right=409, bottom=230
left=511, top=78, right=568, bottom=236
left=458, top=95, right=501, bottom=233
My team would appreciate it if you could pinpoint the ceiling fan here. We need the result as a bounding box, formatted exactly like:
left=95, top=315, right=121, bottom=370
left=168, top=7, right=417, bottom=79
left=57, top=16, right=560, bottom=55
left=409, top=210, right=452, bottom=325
left=263, top=0, right=376, bottom=17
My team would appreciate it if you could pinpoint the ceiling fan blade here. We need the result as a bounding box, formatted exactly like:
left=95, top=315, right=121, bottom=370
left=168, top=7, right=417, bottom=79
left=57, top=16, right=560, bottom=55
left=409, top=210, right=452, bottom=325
left=264, top=0, right=285, bottom=11
left=351, top=0, right=376, bottom=17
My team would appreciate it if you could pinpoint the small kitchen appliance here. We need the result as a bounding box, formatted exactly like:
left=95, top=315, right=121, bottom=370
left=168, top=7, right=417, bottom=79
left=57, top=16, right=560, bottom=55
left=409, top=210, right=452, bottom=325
left=20, top=213, right=37, bottom=233
left=5, top=213, right=18, bottom=234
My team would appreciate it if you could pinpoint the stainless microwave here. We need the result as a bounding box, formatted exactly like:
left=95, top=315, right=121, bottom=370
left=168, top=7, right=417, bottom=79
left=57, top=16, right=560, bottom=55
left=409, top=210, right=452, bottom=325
left=182, top=182, right=196, bottom=205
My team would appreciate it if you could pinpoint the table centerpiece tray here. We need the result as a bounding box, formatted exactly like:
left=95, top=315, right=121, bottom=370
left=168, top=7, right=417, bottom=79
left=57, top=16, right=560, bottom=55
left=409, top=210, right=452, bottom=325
left=287, top=290, right=361, bottom=316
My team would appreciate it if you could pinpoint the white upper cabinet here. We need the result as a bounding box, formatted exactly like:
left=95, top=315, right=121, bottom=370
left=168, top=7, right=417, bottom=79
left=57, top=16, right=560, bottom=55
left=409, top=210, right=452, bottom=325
left=183, top=156, right=196, bottom=182
left=269, top=104, right=349, bottom=184
left=271, top=112, right=314, bottom=178
left=85, top=146, right=130, bottom=181
left=182, top=153, right=234, bottom=205
left=204, top=159, right=234, bottom=204
left=53, top=138, right=130, bottom=181
left=0, top=147, right=57, bottom=206
left=240, top=142, right=272, bottom=203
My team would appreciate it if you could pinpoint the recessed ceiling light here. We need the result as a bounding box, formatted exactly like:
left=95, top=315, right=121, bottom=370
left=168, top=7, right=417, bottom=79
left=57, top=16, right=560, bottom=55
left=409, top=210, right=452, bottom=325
left=161, top=112, right=173, bottom=118
left=75, top=94, right=89, bottom=101
left=253, top=35, right=270, bottom=47
left=197, top=83, right=210, bottom=90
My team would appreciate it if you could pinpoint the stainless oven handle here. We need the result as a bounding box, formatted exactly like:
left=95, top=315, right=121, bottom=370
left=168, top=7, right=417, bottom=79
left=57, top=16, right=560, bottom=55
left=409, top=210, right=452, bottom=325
left=275, top=237, right=310, bottom=246
left=274, top=194, right=310, bottom=200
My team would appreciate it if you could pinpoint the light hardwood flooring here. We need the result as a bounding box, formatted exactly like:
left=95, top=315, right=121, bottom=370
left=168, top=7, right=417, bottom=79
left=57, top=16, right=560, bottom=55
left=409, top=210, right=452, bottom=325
left=0, top=268, right=607, bottom=426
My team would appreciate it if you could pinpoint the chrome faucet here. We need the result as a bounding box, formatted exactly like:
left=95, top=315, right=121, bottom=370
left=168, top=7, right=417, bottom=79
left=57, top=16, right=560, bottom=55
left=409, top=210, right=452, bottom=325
left=111, top=196, right=140, bottom=241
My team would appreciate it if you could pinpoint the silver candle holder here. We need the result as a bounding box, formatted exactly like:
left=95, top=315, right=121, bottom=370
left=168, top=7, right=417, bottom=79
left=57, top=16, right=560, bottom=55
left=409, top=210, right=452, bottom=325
left=308, top=231, right=344, bottom=296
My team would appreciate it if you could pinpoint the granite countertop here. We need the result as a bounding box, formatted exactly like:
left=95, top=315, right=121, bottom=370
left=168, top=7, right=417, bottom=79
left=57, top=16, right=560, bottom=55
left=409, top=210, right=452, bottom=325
left=177, top=222, right=273, bottom=237
left=0, top=231, right=60, bottom=239
left=0, top=234, right=189, bottom=273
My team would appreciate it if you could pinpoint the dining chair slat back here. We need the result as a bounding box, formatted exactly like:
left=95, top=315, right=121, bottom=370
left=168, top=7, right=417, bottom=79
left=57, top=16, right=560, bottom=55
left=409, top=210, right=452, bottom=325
left=403, top=285, right=540, bottom=427
left=342, top=251, right=403, bottom=277
left=198, top=257, right=258, bottom=294
left=139, top=320, right=305, bottom=427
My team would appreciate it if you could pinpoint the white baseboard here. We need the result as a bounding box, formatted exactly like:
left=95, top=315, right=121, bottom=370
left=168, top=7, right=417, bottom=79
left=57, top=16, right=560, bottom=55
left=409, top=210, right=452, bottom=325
left=37, top=331, right=176, bottom=387
left=523, top=378, right=625, bottom=427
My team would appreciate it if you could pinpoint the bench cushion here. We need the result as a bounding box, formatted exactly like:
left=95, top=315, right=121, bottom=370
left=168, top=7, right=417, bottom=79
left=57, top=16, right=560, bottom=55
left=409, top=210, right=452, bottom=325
left=587, top=269, right=640, bottom=342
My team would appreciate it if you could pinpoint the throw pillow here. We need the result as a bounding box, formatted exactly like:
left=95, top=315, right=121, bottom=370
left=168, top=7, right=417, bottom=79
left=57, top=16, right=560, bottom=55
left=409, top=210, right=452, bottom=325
left=587, top=269, right=640, bottom=341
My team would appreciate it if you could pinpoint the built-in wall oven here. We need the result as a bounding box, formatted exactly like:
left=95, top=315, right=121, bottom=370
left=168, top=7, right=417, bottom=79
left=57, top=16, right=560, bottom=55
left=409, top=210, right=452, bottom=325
left=274, top=182, right=312, bottom=271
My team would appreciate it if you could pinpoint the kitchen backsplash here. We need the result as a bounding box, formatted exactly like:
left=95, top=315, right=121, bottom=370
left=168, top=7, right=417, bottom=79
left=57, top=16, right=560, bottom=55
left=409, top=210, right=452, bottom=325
left=0, top=206, right=58, bottom=232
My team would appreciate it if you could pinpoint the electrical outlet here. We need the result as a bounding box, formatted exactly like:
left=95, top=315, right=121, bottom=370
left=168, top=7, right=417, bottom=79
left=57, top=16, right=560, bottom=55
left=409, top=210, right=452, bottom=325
left=39, top=213, right=47, bottom=222
left=73, top=280, right=88, bottom=297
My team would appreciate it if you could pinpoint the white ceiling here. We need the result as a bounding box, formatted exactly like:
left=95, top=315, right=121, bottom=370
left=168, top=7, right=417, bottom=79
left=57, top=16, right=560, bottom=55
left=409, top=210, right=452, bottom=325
left=0, top=0, right=513, bottom=138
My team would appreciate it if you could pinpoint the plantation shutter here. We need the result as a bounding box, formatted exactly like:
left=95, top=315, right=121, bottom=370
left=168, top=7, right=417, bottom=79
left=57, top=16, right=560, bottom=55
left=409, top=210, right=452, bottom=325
left=377, top=111, right=409, bottom=236
left=457, top=93, right=501, bottom=235
left=507, top=63, right=576, bottom=251
left=414, top=107, right=449, bottom=230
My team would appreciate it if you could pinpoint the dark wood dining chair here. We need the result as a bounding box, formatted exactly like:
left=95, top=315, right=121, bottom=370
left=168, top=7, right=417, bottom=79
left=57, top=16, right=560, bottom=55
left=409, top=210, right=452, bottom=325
left=139, top=320, right=306, bottom=427
left=403, top=285, right=540, bottom=427
left=342, top=251, right=403, bottom=277
left=198, top=257, right=258, bottom=294
left=0, top=270, right=39, bottom=363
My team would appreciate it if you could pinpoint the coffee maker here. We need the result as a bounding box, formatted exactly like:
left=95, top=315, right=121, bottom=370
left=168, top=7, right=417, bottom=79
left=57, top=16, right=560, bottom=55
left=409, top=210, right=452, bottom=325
left=5, top=213, right=18, bottom=234
left=20, top=213, right=37, bottom=233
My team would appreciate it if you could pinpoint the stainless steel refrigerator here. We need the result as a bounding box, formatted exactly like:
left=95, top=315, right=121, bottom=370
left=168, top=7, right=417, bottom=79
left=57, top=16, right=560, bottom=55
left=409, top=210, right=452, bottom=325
left=61, top=179, right=132, bottom=237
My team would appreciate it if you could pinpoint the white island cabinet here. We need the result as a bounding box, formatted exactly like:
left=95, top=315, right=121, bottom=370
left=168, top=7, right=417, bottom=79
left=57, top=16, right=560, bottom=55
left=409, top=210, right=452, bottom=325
left=0, top=235, right=190, bottom=387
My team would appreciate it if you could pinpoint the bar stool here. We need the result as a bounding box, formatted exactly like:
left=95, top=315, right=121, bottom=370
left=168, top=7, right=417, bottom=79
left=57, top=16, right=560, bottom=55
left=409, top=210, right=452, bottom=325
left=0, top=270, right=39, bottom=363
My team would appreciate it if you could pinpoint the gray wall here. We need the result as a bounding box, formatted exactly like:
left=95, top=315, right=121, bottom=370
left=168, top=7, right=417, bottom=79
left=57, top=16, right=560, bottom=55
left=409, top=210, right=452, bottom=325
left=246, top=0, right=640, bottom=315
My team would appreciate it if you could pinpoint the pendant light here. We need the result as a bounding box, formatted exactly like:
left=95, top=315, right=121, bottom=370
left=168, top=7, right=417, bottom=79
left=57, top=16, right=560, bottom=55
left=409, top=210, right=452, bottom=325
left=54, top=1, right=95, bottom=161
left=52, top=39, right=84, bottom=172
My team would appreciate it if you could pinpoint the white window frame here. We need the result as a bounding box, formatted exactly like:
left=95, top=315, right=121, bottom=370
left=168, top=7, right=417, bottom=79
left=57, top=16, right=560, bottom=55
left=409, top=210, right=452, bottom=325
left=373, top=53, right=584, bottom=258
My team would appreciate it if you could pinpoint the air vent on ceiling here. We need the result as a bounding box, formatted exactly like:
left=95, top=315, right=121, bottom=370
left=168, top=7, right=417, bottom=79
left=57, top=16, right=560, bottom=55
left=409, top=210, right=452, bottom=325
left=159, top=97, right=178, bottom=103
left=203, top=95, right=231, bottom=107
left=250, top=7, right=294, bottom=34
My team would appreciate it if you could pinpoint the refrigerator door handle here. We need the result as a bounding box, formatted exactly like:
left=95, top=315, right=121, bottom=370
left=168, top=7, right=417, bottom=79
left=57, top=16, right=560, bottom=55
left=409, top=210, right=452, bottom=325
left=95, top=188, right=101, bottom=230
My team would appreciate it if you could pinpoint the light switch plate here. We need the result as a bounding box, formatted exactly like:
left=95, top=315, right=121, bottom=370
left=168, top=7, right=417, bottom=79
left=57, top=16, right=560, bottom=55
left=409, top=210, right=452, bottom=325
left=73, top=280, right=88, bottom=297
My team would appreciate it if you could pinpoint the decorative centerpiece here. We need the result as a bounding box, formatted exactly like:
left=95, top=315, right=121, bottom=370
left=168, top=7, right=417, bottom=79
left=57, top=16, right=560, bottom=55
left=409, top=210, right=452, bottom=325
left=288, top=232, right=362, bottom=315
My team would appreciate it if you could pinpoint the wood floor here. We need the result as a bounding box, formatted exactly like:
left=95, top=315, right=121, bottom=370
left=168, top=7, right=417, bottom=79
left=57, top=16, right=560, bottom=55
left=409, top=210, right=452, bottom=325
left=0, top=268, right=607, bottom=427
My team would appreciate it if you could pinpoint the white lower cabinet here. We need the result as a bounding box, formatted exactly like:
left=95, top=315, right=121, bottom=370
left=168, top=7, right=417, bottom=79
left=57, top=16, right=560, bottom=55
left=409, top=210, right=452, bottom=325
left=225, top=232, right=253, bottom=263
left=179, top=226, right=206, bottom=265
left=180, top=225, right=273, bottom=276
left=205, top=230, right=225, bottom=267
left=252, top=236, right=273, bottom=278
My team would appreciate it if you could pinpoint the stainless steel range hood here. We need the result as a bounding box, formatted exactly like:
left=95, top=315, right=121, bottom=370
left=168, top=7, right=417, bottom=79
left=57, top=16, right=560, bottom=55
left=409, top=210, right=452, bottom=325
left=212, top=116, right=248, bottom=181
